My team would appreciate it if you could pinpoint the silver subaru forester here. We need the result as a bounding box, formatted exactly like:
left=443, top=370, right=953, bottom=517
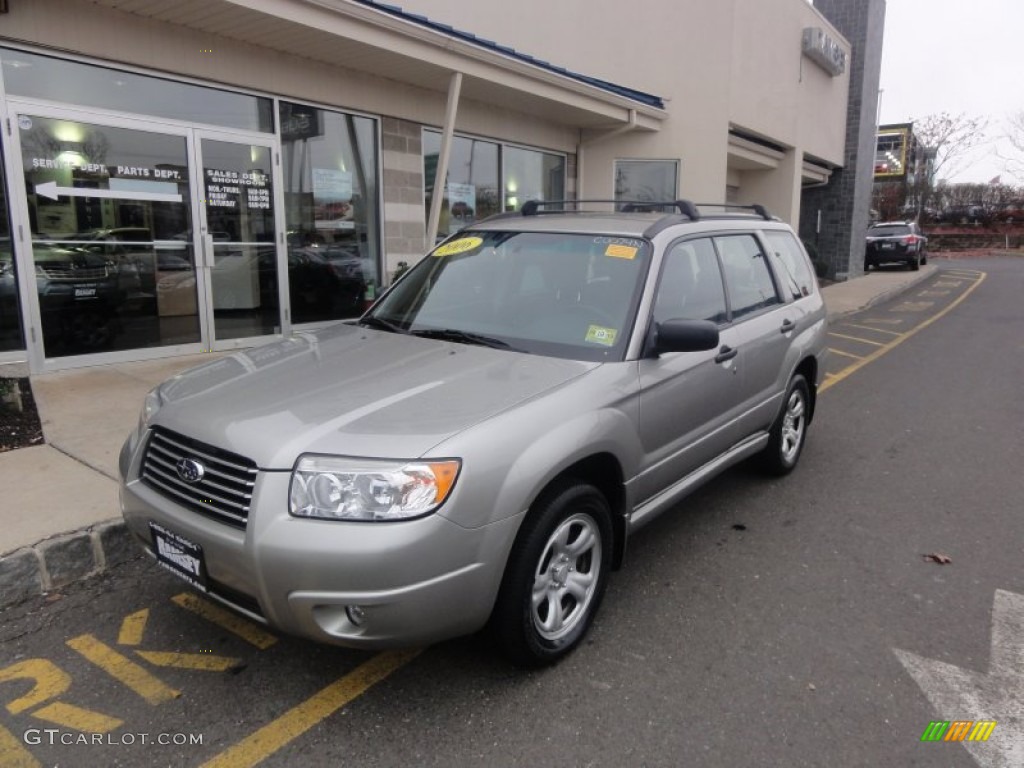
left=119, top=200, right=828, bottom=666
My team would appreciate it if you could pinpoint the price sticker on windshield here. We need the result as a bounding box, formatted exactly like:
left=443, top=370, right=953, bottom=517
left=433, top=237, right=483, bottom=257
left=605, top=244, right=638, bottom=260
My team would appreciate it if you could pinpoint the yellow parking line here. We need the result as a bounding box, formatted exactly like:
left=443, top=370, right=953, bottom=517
left=66, top=635, right=180, bottom=705
left=828, top=331, right=885, bottom=346
left=828, top=348, right=864, bottom=360
left=201, top=649, right=422, bottom=768
left=136, top=651, right=243, bottom=672
left=172, top=593, right=278, bottom=650
left=821, top=271, right=986, bottom=393
left=842, top=322, right=904, bottom=337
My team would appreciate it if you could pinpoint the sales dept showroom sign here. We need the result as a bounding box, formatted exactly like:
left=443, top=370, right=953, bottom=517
left=204, top=168, right=271, bottom=210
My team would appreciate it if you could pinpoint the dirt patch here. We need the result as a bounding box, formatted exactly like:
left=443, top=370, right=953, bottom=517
left=0, top=378, right=44, bottom=452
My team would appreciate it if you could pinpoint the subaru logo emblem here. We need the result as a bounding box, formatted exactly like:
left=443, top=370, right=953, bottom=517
left=176, top=457, right=205, bottom=484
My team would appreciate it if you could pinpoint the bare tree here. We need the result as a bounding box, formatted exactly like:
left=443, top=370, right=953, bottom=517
left=1003, top=111, right=1024, bottom=182
left=906, top=112, right=990, bottom=218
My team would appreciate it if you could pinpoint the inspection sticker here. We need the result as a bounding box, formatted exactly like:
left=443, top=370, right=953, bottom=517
left=605, top=244, right=638, bottom=260
left=433, top=236, right=482, bottom=257
left=585, top=325, right=618, bottom=346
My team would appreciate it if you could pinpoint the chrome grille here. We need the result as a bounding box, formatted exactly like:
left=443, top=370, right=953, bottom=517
left=141, top=428, right=258, bottom=529
left=38, top=264, right=109, bottom=280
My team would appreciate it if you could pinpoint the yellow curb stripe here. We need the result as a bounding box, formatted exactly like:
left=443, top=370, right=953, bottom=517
left=201, top=649, right=421, bottom=768
left=136, top=651, right=243, bottom=672
left=827, top=331, right=886, bottom=346
left=841, top=322, right=904, bottom=337
left=118, top=609, right=149, bottom=647
left=172, top=593, right=278, bottom=650
left=0, top=723, right=41, bottom=768
left=66, top=635, right=180, bottom=705
left=31, top=701, right=124, bottom=733
left=821, top=271, right=986, bottom=394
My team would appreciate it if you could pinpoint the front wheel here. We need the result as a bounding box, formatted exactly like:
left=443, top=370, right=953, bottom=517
left=758, top=374, right=810, bottom=475
left=491, top=481, right=612, bottom=667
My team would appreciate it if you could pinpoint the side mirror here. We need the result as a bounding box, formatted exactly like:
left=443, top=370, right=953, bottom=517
left=649, top=318, right=719, bottom=356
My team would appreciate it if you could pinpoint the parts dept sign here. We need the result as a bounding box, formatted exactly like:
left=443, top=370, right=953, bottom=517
left=29, top=156, right=185, bottom=181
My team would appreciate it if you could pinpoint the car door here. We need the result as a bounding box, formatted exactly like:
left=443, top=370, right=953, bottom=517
left=714, top=233, right=792, bottom=434
left=634, top=237, right=747, bottom=505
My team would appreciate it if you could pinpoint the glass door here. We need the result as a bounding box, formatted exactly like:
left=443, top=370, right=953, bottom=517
left=193, top=132, right=284, bottom=347
left=12, top=109, right=202, bottom=362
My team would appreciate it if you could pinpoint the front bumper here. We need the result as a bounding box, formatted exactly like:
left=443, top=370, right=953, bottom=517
left=120, top=437, right=523, bottom=648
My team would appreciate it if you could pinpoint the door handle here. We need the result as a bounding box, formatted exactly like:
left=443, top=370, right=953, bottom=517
left=714, top=345, right=738, bottom=364
left=780, top=319, right=796, bottom=334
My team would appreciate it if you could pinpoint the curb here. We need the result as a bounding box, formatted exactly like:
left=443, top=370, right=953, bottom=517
left=824, top=266, right=936, bottom=322
left=0, top=520, right=134, bottom=609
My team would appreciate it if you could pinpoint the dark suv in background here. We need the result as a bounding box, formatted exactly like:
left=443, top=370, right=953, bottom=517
left=865, top=221, right=928, bottom=271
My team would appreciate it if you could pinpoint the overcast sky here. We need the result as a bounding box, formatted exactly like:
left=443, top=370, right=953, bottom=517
left=877, top=0, right=1024, bottom=184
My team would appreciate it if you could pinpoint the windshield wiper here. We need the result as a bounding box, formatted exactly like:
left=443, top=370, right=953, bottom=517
left=358, top=316, right=407, bottom=334
left=411, top=328, right=521, bottom=351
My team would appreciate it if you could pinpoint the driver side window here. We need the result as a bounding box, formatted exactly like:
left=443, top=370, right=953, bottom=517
left=653, top=238, right=728, bottom=325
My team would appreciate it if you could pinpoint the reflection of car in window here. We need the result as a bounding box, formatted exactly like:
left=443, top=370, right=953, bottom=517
left=450, top=201, right=475, bottom=219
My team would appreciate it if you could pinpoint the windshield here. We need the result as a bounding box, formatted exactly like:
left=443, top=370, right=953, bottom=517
left=366, top=230, right=652, bottom=361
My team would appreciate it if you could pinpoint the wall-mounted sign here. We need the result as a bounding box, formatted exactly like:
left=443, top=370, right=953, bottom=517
left=802, top=27, right=847, bottom=77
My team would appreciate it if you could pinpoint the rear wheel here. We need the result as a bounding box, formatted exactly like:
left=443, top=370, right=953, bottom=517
left=908, top=253, right=920, bottom=271
left=491, top=480, right=612, bottom=667
left=758, top=374, right=809, bottom=475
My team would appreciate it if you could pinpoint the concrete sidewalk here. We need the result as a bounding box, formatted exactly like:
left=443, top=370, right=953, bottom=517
left=0, top=265, right=936, bottom=605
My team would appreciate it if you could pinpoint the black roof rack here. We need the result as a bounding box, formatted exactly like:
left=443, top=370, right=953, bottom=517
left=520, top=199, right=701, bottom=220
left=692, top=202, right=774, bottom=221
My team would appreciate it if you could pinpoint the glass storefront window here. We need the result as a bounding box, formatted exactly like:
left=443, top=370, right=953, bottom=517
left=503, top=146, right=565, bottom=212
left=0, top=48, right=273, bottom=133
left=423, top=131, right=500, bottom=237
left=279, top=102, right=380, bottom=325
left=18, top=115, right=200, bottom=358
left=614, top=159, right=679, bottom=208
left=0, top=144, right=26, bottom=353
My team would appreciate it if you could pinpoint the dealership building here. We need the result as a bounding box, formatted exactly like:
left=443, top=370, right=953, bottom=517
left=0, top=0, right=884, bottom=373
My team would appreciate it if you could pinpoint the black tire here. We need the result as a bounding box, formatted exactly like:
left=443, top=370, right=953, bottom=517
left=921, top=251, right=928, bottom=265
left=908, top=254, right=920, bottom=271
left=758, top=374, right=810, bottom=475
left=491, top=480, right=612, bottom=667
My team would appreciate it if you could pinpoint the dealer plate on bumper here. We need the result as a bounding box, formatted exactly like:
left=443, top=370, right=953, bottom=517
left=150, top=522, right=208, bottom=591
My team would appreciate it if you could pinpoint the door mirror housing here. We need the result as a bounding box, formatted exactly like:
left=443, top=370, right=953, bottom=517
left=649, top=318, right=720, bottom=356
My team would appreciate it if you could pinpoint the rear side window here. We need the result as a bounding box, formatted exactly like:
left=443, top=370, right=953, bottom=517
left=763, top=231, right=815, bottom=300
left=714, top=234, right=780, bottom=320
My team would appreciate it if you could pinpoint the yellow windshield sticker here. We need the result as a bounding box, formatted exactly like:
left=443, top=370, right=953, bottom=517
left=605, top=244, right=638, bottom=260
left=433, top=236, right=483, bottom=257
left=585, top=325, right=618, bottom=346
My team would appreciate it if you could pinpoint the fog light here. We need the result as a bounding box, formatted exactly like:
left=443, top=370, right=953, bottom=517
left=346, top=605, right=366, bottom=627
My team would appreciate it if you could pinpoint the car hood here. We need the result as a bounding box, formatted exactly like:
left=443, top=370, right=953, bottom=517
left=151, top=323, right=597, bottom=468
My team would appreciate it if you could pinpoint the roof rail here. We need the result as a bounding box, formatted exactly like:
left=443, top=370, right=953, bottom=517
left=692, top=202, right=774, bottom=221
left=520, top=199, right=701, bottom=220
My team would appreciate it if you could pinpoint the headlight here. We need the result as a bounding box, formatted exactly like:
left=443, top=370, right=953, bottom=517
left=289, top=456, right=461, bottom=521
left=138, top=386, right=164, bottom=431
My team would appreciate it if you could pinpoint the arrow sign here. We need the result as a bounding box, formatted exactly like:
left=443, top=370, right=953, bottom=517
left=35, top=180, right=182, bottom=204
left=895, top=589, right=1024, bottom=767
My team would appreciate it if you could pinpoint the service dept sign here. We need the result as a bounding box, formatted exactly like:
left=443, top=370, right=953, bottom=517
left=802, top=27, right=847, bottom=77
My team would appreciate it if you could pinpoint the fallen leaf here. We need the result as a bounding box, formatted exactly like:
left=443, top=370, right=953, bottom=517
left=923, top=553, right=952, bottom=565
